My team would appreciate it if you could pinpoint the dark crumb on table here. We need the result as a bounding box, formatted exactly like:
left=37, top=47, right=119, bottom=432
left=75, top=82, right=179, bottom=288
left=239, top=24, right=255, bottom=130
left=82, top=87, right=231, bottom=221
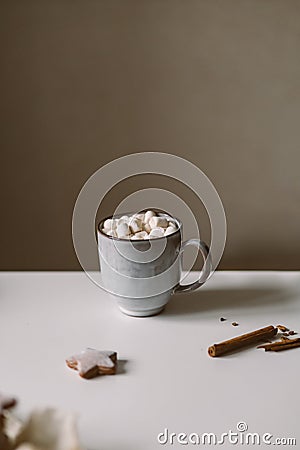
left=288, top=330, right=297, bottom=335
left=231, top=322, right=239, bottom=326
left=220, top=317, right=227, bottom=322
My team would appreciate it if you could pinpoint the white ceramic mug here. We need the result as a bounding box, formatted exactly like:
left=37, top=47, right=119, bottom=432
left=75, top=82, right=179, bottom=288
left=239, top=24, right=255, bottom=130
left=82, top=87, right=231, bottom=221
left=97, top=212, right=212, bottom=317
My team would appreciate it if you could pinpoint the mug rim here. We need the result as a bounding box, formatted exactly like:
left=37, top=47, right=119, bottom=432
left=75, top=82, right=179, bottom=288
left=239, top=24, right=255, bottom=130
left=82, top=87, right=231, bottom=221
left=97, top=209, right=182, bottom=242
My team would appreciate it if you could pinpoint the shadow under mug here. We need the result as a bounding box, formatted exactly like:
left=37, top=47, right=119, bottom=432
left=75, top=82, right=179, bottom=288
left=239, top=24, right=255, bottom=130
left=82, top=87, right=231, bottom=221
left=97, top=212, right=212, bottom=317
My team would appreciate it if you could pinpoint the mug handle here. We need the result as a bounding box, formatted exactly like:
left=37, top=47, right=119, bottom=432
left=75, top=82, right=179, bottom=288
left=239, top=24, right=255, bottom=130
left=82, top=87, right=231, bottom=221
left=174, top=239, right=212, bottom=293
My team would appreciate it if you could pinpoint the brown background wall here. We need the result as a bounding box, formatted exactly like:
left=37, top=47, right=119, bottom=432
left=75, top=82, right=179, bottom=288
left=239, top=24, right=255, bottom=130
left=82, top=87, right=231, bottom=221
left=1, top=0, right=300, bottom=271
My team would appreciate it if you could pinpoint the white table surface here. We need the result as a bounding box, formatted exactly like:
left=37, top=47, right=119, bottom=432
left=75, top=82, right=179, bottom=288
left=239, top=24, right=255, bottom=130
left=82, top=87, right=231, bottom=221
left=0, top=271, right=299, bottom=450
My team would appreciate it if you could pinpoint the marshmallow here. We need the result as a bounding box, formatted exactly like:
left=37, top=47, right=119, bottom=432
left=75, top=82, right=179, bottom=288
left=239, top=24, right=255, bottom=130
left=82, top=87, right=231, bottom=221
left=168, top=221, right=177, bottom=229
left=102, top=212, right=177, bottom=240
left=118, top=215, right=129, bottom=224
left=165, top=226, right=176, bottom=236
left=106, top=229, right=117, bottom=237
left=149, top=227, right=165, bottom=238
left=131, top=231, right=149, bottom=240
left=143, top=223, right=151, bottom=233
left=133, top=213, right=145, bottom=221
left=129, top=218, right=143, bottom=234
left=103, top=218, right=117, bottom=230
left=149, top=216, right=168, bottom=229
left=116, top=222, right=130, bottom=238
left=144, top=210, right=155, bottom=223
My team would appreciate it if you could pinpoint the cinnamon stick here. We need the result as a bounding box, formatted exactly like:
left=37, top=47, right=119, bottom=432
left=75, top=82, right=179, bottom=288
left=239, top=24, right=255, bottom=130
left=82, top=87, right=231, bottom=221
left=208, top=325, right=277, bottom=357
left=257, top=338, right=300, bottom=352
left=270, top=341, right=300, bottom=352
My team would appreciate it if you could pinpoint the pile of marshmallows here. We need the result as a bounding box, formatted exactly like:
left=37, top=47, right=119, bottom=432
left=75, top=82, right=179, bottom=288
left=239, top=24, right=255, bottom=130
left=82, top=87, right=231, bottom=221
left=101, top=210, right=178, bottom=240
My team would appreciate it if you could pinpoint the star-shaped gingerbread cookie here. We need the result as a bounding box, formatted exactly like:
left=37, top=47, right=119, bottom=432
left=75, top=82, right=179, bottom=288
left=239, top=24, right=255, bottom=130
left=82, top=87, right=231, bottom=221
left=66, top=348, right=117, bottom=379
